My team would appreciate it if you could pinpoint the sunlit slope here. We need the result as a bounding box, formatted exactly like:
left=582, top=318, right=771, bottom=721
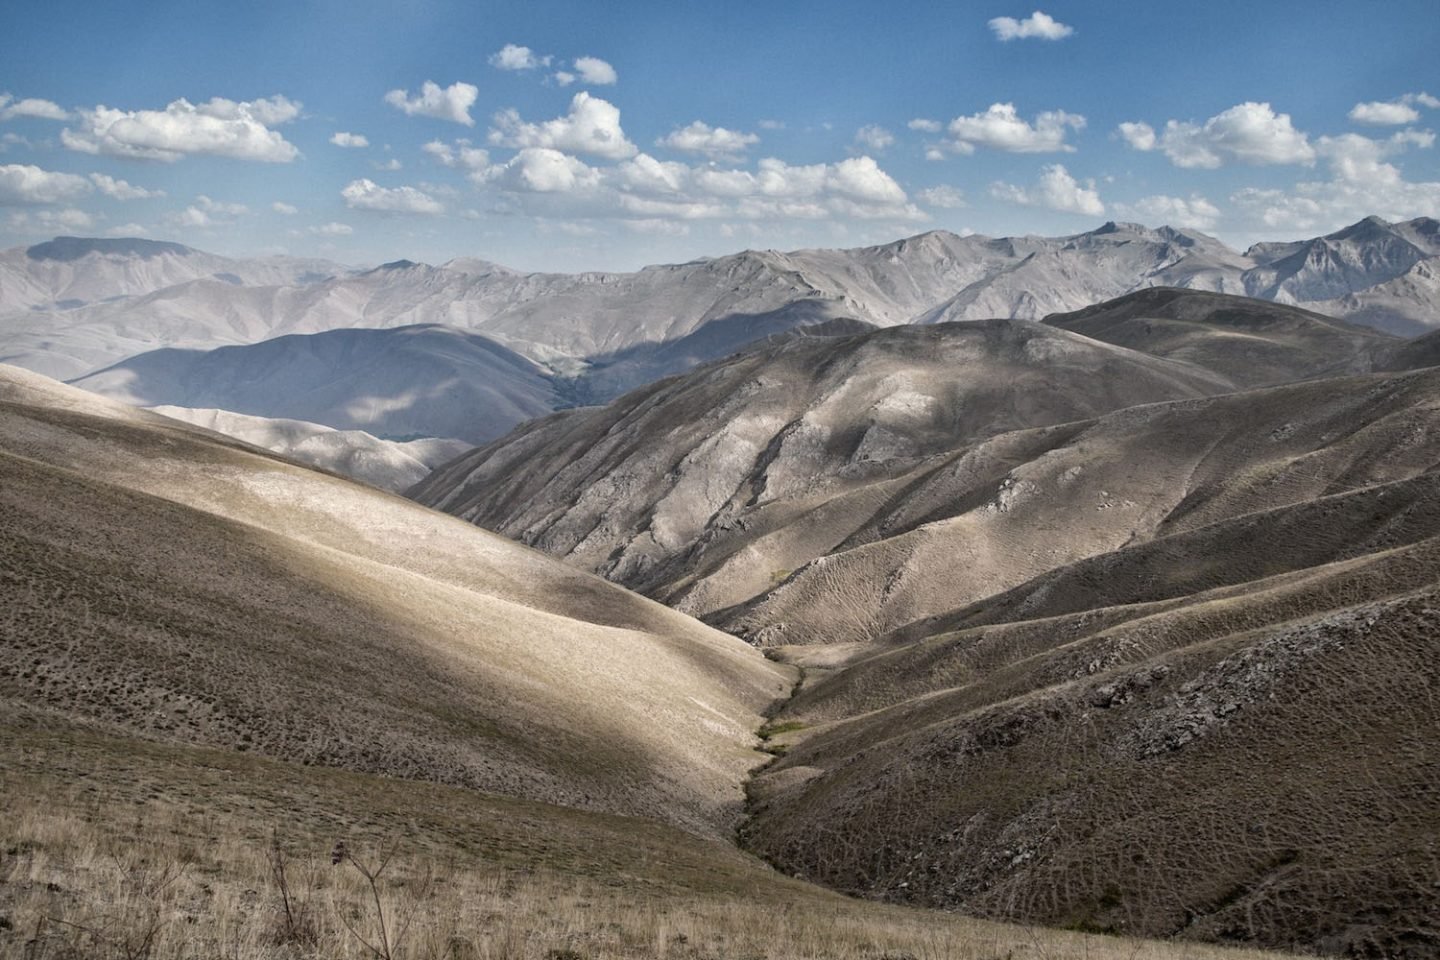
left=0, top=364, right=789, bottom=838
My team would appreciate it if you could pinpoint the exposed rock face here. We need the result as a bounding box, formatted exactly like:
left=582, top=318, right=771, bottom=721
left=411, top=315, right=1237, bottom=621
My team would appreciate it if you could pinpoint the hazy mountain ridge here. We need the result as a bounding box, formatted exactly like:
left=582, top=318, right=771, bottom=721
left=71, top=323, right=561, bottom=445
left=4, top=217, right=1437, bottom=391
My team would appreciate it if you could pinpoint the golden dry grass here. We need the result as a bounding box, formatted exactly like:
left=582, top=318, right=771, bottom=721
left=0, top=709, right=1298, bottom=960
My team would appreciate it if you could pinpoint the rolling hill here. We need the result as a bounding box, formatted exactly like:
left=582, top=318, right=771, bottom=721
left=0, top=363, right=789, bottom=838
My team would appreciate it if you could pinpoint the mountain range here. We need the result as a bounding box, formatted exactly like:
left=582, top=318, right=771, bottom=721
left=414, top=288, right=1440, bottom=955
left=5, top=219, right=1440, bottom=957
left=1, top=216, right=1438, bottom=472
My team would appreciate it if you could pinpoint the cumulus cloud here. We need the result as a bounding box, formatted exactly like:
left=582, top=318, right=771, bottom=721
left=573, top=56, right=618, bottom=86
left=89, top=173, right=162, bottom=200
left=169, top=194, right=248, bottom=228
left=330, top=131, right=369, bottom=148
left=1230, top=128, right=1438, bottom=232
left=105, top=222, right=149, bottom=237
left=423, top=138, right=491, bottom=172
left=1116, top=121, right=1156, bottom=151
left=854, top=125, right=895, bottom=152
left=484, top=148, right=602, bottom=193
left=990, top=163, right=1104, bottom=216
left=0, top=95, right=69, bottom=121
left=1119, top=194, right=1220, bottom=230
left=1349, top=92, right=1439, bottom=126
left=272, top=201, right=298, bottom=214
left=917, top=184, right=966, bottom=208
left=309, top=221, right=353, bottom=236
left=474, top=147, right=923, bottom=224
left=988, top=10, right=1074, bottom=41
left=0, top=163, right=93, bottom=204
left=656, top=121, right=759, bottom=159
left=945, top=103, right=1084, bottom=154
left=489, top=92, right=637, bottom=160
left=341, top=178, right=445, bottom=214
left=383, top=81, right=479, bottom=126
left=61, top=96, right=300, bottom=162
left=1118, top=102, right=1314, bottom=168
left=490, top=44, right=549, bottom=71
left=908, top=118, right=942, bottom=133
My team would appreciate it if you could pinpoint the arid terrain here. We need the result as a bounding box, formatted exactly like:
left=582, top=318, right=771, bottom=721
left=418, top=289, right=1440, bottom=956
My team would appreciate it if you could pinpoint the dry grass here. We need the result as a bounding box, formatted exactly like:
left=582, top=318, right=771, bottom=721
left=0, top=711, right=1297, bottom=960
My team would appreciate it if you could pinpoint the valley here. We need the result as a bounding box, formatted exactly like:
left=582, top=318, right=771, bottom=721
left=4, top=223, right=1439, bottom=959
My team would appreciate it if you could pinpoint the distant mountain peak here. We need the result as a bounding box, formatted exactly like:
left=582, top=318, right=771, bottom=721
left=26, top=236, right=194, bottom=262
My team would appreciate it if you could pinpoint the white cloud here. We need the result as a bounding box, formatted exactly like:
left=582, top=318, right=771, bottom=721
left=89, top=173, right=162, bottom=200
left=484, top=147, right=602, bottom=193
left=0, top=163, right=93, bottom=204
left=990, top=163, right=1104, bottom=216
left=656, top=121, right=759, bottom=159
left=988, top=10, right=1074, bottom=41
left=945, top=103, right=1084, bottom=154
left=330, top=131, right=369, bottom=148
left=169, top=194, right=248, bottom=228
left=917, top=184, right=966, bottom=208
left=374, top=158, right=402, bottom=171
left=908, top=118, right=942, bottom=133
left=272, top=201, right=298, bottom=214
left=489, top=92, right=637, bottom=160
left=0, top=95, right=69, bottom=121
left=341, top=178, right=445, bottom=215
left=1120, top=194, right=1220, bottom=230
left=1349, top=92, right=1439, bottom=126
left=758, top=119, right=786, bottom=131
left=310, top=221, right=353, bottom=236
left=554, top=72, right=576, bottom=87
left=1350, top=101, right=1420, bottom=126
left=490, top=44, right=549, bottom=71
left=1119, top=102, right=1314, bottom=168
left=1116, top=121, right=1156, bottom=151
left=61, top=96, right=301, bottom=162
left=383, top=81, right=479, bottom=126
left=573, top=56, right=618, bottom=86
left=854, top=125, right=895, bottom=152
left=423, top=138, right=491, bottom=171
left=474, top=148, right=924, bottom=224
left=105, top=222, right=149, bottom=237
left=1230, top=129, right=1438, bottom=232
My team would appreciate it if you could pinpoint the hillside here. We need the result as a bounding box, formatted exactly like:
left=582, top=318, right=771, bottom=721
left=5, top=217, right=1438, bottom=392
left=1043, top=287, right=1397, bottom=387
left=71, top=323, right=560, bottom=445
left=412, top=317, right=1236, bottom=614
left=0, top=364, right=790, bottom=838
left=148, top=405, right=471, bottom=491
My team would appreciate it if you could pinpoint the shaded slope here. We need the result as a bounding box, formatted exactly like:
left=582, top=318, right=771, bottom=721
left=1043, top=287, right=1396, bottom=387
left=737, top=371, right=1440, bottom=955
left=71, top=324, right=560, bottom=444
left=413, top=318, right=1234, bottom=618
left=0, top=364, right=789, bottom=838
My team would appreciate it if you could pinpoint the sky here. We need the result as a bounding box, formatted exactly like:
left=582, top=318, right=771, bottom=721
left=1, top=0, right=1437, bottom=271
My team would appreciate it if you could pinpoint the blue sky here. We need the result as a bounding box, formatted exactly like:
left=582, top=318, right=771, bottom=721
left=1, top=0, right=1437, bottom=270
